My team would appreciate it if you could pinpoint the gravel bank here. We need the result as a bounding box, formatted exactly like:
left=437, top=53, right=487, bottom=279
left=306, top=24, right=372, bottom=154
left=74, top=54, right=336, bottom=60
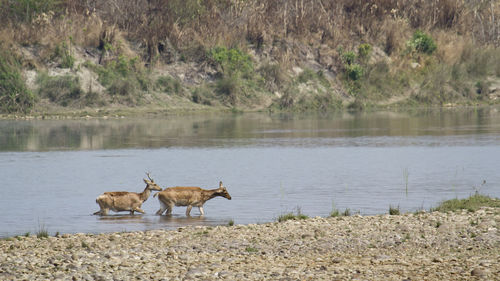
left=1, top=208, right=499, bottom=280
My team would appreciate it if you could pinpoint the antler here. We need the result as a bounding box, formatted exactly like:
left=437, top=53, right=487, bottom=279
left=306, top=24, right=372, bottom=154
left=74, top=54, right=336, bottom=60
left=146, top=172, right=154, bottom=182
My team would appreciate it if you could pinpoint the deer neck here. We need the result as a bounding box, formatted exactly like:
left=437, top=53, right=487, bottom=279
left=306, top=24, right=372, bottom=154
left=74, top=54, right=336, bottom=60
left=139, top=187, right=151, bottom=202
left=201, top=188, right=220, bottom=202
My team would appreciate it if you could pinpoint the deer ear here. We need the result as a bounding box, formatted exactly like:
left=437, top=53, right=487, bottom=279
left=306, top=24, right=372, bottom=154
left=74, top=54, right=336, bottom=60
left=144, top=178, right=148, bottom=183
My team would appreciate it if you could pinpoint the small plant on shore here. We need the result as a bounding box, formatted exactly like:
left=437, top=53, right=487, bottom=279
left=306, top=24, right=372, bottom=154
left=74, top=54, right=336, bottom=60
left=402, top=233, right=411, bottom=242
left=36, top=224, right=49, bottom=239
left=389, top=205, right=400, bottom=215
left=330, top=201, right=343, bottom=217
left=277, top=207, right=308, bottom=222
left=81, top=241, right=90, bottom=249
left=330, top=206, right=340, bottom=217
left=431, top=193, right=500, bottom=213
left=24, top=232, right=30, bottom=237
left=245, top=247, right=258, bottom=253
left=342, top=208, right=351, bottom=216
left=228, top=219, right=234, bottom=226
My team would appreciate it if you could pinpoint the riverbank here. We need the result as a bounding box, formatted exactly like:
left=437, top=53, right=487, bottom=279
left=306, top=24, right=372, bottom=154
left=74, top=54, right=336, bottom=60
left=2, top=1, right=500, bottom=116
left=1, top=208, right=498, bottom=280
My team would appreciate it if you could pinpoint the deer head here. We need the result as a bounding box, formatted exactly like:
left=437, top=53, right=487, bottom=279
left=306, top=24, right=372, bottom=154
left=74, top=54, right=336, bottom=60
left=217, top=181, right=232, bottom=200
left=144, top=172, right=162, bottom=191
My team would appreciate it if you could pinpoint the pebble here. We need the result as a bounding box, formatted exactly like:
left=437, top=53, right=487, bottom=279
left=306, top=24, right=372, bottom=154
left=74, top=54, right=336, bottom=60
left=0, top=208, right=498, bottom=280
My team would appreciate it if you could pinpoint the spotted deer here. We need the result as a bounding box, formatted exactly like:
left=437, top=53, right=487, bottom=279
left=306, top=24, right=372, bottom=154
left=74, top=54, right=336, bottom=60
left=93, top=173, right=162, bottom=215
left=154, top=181, right=231, bottom=216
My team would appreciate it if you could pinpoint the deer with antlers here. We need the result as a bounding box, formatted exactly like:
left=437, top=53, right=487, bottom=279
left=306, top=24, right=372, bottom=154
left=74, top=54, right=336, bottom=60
left=93, top=173, right=162, bottom=215
left=154, top=181, right=231, bottom=216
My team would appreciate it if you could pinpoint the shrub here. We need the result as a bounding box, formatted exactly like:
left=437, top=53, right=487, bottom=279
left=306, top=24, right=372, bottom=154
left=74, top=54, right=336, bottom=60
left=407, top=30, right=437, bottom=55
left=6, top=0, right=62, bottom=22
left=297, top=68, right=316, bottom=84
left=156, top=75, right=182, bottom=94
left=37, top=73, right=82, bottom=106
left=358, top=43, right=372, bottom=60
left=345, top=64, right=364, bottom=81
left=215, top=75, right=240, bottom=105
left=341, top=51, right=357, bottom=65
left=0, top=47, right=35, bottom=113
left=54, top=42, right=75, bottom=69
left=191, top=85, right=214, bottom=105
left=208, top=46, right=253, bottom=77
left=258, top=63, right=287, bottom=91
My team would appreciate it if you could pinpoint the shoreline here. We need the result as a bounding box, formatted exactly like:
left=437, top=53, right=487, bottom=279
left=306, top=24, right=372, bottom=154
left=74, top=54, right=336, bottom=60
left=1, top=103, right=498, bottom=121
left=1, top=208, right=499, bottom=280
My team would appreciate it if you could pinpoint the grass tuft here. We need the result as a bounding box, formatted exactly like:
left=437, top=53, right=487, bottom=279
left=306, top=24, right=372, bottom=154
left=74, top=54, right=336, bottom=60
left=389, top=205, right=400, bottom=215
left=36, top=225, right=49, bottom=239
left=245, top=247, right=258, bottom=253
left=277, top=207, right=309, bottom=222
left=431, top=193, right=500, bottom=213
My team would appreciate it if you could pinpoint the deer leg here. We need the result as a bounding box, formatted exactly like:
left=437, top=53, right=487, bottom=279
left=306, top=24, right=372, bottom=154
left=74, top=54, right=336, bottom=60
left=133, top=207, right=145, bottom=214
left=93, top=210, right=102, bottom=215
left=186, top=205, right=193, bottom=216
left=165, top=202, right=174, bottom=215
left=156, top=201, right=167, bottom=215
left=198, top=206, right=205, bottom=216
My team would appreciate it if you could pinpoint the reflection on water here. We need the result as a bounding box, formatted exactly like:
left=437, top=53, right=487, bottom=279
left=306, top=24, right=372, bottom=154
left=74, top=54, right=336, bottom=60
left=1, top=107, right=500, bottom=237
left=1, top=107, right=500, bottom=151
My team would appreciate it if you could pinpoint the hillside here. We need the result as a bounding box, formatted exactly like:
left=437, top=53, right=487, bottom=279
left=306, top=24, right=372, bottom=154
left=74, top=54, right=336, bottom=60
left=1, top=0, right=499, bottom=116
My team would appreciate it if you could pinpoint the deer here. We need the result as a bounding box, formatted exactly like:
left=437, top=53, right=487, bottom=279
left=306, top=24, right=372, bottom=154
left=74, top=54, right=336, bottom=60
left=93, top=173, right=162, bottom=216
left=154, top=181, right=231, bottom=216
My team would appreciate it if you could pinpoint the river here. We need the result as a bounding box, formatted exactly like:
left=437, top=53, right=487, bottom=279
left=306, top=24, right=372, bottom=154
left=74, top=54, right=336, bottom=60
left=1, top=107, right=499, bottom=237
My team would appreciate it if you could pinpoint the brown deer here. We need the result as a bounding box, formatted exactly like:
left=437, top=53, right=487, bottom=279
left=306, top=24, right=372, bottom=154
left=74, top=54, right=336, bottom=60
left=93, top=173, right=162, bottom=215
left=154, top=181, right=231, bottom=216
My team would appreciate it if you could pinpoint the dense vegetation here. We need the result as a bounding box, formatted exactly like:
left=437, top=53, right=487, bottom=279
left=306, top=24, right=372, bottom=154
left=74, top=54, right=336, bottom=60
left=0, top=0, right=499, bottom=114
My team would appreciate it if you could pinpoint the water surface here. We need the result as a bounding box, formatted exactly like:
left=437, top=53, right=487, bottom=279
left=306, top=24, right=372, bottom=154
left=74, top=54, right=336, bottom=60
left=1, top=108, right=499, bottom=237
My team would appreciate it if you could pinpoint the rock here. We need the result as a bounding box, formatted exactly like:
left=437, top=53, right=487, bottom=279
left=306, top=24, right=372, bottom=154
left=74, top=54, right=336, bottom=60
left=471, top=268, right=486, bottom=277
left=1, top=210, right=499, bottom=280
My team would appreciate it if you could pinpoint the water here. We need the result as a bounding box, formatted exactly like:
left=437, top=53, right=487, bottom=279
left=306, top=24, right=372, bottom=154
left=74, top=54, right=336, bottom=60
left=1, top=108, right=500, bottom=237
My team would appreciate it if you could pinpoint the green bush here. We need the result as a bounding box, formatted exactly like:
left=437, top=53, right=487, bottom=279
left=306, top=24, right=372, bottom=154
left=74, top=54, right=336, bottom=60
left=341, top=51, right=357, bottom=65
left=345, top=64, right=364, bottom=81
left=37, top=73, right=82, bottom=107
left=87, top=56, right=149, bottom=105
left=156, top=75, right=182, bottom=94
left=191, top=85, right=214, bottom=105
left=258, top=63, right=287, bottom=91
left=297, top=68, right=316, bottom=84
left=407, top=30, right=437, bottom=55
left=215, top=75, right=240, bottom=105
left=358, top=43, right=372, bottom=60
left=0, top=47, right=35, bottom=113
left=6, top=0, right=62, bottom=22
left=54, top=42, right=75, bottom=69
left=208, top=46, right=253, bottom=77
